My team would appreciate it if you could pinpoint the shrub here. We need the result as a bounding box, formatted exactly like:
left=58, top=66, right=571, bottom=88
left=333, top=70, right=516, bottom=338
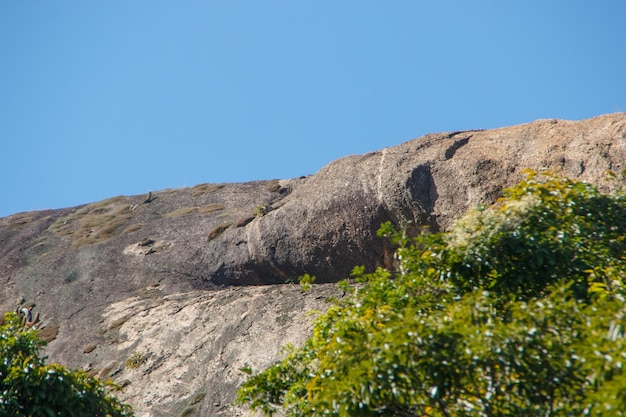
left=237, top=171, right=626, bottom=417
left=0, top=312, right=134, bottom=416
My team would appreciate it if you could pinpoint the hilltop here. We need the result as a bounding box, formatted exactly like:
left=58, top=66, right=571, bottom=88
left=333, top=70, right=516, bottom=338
left=1, top=113, right=625, bottom=416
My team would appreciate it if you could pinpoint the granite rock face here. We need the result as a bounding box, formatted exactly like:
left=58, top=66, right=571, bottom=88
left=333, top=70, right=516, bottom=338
left=1, top=113, right=625, bottom=416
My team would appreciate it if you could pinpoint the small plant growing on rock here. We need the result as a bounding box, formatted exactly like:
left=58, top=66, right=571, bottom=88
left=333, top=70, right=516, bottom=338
left=125, top=350, right=147, bottom=369
left=255, top=203, right=271, bottom=217
left=298, top=273, right=316, bottom=292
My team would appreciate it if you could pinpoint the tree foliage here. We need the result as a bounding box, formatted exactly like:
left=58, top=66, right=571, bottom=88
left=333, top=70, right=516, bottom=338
left=0, top=312, right=134, bottom=417
left=237, top=171, right=626, bottom=416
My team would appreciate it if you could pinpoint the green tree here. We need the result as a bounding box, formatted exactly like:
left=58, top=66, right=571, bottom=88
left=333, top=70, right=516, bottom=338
left=0, top=312, right=134, bottom=417
left=237, top=171, right=626, bottom=416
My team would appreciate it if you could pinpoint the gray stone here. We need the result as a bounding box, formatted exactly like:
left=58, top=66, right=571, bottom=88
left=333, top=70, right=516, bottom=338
left=0, top=113, right=625, bottom=416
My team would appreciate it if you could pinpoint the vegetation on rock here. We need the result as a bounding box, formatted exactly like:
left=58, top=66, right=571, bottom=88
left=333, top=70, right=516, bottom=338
left=49, top=196, right=136, bottom=248
left=0, top=312, right=134, bottom=416
left=237, top=170, right=626, bottom=416
left=125, top=351, right=148, bottom=370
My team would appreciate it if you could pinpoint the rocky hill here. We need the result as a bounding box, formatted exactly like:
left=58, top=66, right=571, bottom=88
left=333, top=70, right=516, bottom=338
left=1, top=113, right=625, bottom=416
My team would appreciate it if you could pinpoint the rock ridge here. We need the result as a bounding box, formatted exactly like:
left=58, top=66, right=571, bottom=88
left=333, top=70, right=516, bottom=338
left=0, top=112, right=625, bottom=416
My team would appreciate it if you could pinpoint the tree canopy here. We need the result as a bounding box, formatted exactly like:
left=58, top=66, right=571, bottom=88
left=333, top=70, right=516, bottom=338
left=237, top=171, right=626, bottom=417
left=0, top=312, right=134, bottom=417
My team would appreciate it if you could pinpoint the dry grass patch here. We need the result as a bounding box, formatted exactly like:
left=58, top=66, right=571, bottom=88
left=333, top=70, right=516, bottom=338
left=235, top=214, right=256, bottom=227
left=207, top=222, right=233, bottom=241
left=49, top=197, right=135, bottom=248
left=165, top=203, right=226, bottom=218
left=98, top=363, right=119, bottom=379
left=26, top=236, right=50, bottom=260
left=120, top=223, right=144, bottom=236
left=29, top=236, right=48, bottom=250
left=198, top=203, right=225, bottom=214
left=164, top=207, right=198, bottom=218
left=7, top=213, right=36, bottom=230
left=265, top=179, right=281, bottom=193
left=191, top=183, right=224, bottom=197
left=39, top=324, right=60, bottom=343
left=83, top=343, right=98, bottom=354
left=102, top=315, right=132, bottom=333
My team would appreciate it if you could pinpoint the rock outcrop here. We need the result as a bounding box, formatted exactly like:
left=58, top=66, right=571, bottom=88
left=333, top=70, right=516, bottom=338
left=1, top=113, right=625, bottom=416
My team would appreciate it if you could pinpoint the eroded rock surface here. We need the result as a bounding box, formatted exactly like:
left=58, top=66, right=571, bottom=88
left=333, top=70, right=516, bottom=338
left=97, top=284, right=340, bottom=417
left=1, top=113, right=625, bottom=416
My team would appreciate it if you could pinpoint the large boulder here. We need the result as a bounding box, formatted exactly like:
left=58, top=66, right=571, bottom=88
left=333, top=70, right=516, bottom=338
left=0, top=113, right=625, bottom=416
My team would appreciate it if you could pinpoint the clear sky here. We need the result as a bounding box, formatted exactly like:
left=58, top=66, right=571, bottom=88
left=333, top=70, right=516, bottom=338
left=1, top=1, right=625, bottom=217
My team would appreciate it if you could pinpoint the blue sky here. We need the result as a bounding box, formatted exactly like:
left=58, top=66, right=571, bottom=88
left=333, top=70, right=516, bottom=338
left=1, top=1, right=625, bottom=217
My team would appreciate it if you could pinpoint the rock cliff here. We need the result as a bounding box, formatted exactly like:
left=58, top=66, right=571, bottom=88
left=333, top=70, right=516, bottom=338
left=1, top=113, right=625, bottom=416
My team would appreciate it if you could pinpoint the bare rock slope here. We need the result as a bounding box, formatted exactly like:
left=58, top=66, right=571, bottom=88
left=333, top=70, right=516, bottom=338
left=1, top=113, right=625, bottom=416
